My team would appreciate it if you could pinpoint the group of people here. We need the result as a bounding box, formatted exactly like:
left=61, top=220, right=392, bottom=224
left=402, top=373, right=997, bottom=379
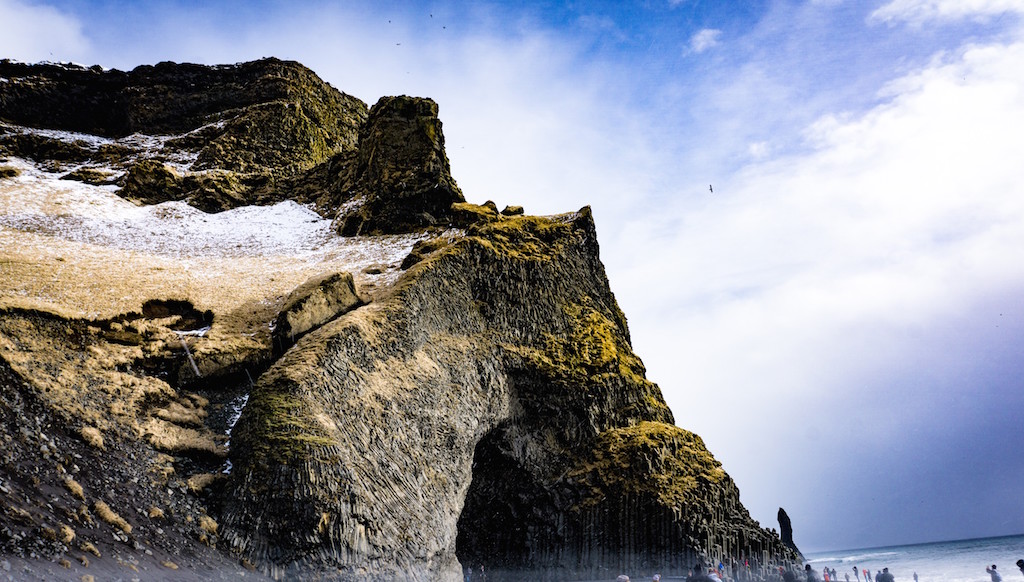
left=834, top=566, right=895, bottom=582
left=615, top=564, right=729, bottom=582
left=987, top=560, right=1024, bottom=582
left=840, top=565, right=895, bottom=582
left=610, top=558, right=1024, bottom=582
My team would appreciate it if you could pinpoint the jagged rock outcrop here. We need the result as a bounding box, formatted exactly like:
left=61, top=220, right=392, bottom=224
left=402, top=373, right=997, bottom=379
left=0, top=57, right=367, bottom=212
left=333, top=96, right=465, bottom=235
left=0, top=58, right=802, bottom=581
left=272, top=272, right=364, bottom=354
left=0, top=57, right=364, bottom=172
left=0, top=60, right=464, bottom=226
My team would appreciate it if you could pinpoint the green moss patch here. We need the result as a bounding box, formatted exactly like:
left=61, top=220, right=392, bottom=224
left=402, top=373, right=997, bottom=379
left=237, top=386, right=337, bottom=466
left=467, top=214, right=577, bottom=262
left=194, top=101, right=340, bottom=174
left=568, top=421, right=726, bottom=508
left=449, top=202, right=499, bottom=228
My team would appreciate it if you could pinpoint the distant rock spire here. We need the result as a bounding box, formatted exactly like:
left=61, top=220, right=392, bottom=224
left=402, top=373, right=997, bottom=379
left=778, top=507, right=806, bottom=561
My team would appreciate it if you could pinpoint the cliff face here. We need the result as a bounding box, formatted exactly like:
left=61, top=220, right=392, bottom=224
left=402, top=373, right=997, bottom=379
left=0, top=59, right=800, bottom=581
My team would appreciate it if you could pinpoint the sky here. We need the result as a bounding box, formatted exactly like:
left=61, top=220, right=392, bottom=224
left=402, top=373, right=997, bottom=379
left=3, top=0, right=1024, bottom=554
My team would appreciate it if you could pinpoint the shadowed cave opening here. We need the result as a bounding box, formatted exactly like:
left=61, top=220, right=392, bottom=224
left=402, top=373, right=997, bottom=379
left=455, top=424, right=562, bottom=575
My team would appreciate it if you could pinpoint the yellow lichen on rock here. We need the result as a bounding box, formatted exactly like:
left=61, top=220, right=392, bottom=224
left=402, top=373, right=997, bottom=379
left=63, top=477, right=85, bottom=501
left=199, top=514, right=219, bottom=535
left=93, top=500, right=132, bottom=534
left=140, top=417, right=226, bottom=459
left=79, top=426, right=104, bottom=450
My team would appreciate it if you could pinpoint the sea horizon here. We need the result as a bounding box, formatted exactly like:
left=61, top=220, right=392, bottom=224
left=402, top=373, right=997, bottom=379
left=805, top=533, right=1024, bottom=582
left=807, top=532, right=1024, bottom=558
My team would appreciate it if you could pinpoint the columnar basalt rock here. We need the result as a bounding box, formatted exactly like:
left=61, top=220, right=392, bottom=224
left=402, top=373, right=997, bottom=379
left=221, top=210, right=800, bottom=580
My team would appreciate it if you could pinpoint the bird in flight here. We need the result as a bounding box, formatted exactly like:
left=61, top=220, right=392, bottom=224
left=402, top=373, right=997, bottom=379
left=709, top=184, right=713, bottom=193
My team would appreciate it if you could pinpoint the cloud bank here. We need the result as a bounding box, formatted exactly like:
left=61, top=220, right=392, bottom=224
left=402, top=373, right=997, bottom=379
left=610, top=9, right=1024, bottom=549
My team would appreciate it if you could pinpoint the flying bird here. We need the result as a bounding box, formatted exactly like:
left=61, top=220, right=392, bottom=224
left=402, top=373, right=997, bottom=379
left=709, top=184, right=713, bottom=193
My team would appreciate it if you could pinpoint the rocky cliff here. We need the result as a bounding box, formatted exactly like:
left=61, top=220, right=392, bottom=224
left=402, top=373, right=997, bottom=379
left=0, top=58, right=801, bottom=581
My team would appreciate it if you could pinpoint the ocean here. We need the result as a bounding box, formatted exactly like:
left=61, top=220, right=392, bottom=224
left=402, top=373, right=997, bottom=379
left=805, top=534, right=1024, bottom=582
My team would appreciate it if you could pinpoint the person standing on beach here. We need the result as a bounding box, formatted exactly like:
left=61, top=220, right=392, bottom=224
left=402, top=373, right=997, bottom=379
left=913, top=572, right=918, bottom=582
left=806, top=565, right=821, bottom=582
left=879, top=567, right=894, bottom=582
left=688, top=565, right=711, bottom=582
left=1015, top=559, right=1024, bottom=577
left=854, top=567, right=861, bottom=582
left=988, top=565, right=1003, bottom=582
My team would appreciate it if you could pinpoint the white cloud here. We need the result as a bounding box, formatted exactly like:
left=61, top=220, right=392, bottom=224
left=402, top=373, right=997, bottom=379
left=608, top=33, right=1024, bottom=542
left=747, top=141, right=771, bottom=159
left=871, top=0, right=1024, bottom=25
left=0, top=0, right=89, bottom=62
left=689, top=28, right=722, bottom=54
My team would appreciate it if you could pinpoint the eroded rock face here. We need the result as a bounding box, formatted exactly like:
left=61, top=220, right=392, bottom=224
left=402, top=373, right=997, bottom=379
left=221, top=210, right=799, bottom=580
left=0, top=58, right=365, bottom=172
left=272, top=272, right=364, bottom=354
left=778, top=508, right=804, bottom=560
left=0, top=58, right=367, bottom=212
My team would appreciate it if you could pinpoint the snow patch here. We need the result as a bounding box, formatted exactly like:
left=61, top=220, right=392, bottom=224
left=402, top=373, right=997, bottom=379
left=4, top=122, right=205, bottom=171
left=0, top=158, right=438, bottom=288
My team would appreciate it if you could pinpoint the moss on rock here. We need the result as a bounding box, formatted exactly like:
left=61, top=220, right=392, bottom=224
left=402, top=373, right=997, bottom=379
left=400, top=237, right=451, bottom=270
left=569, top=421, right=725, bottom=508
left=272, top=272, right=363, bottom=352
left=193, top=100, right=340, bottom=174
left=119, top=160, right=185, bottom=204
left=232, top=384, right=337, bottom=468
left=1, top=58, right=369, bottom=213
left=60, top=167, right=117, bottom=185
left=449, top=201, right=499, bottom=228
left=334, top=96, right=464, bottom=235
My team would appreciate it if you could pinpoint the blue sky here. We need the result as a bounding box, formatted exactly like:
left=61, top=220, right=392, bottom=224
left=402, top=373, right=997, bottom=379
left=3, top=0, right=1024, bottom=553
